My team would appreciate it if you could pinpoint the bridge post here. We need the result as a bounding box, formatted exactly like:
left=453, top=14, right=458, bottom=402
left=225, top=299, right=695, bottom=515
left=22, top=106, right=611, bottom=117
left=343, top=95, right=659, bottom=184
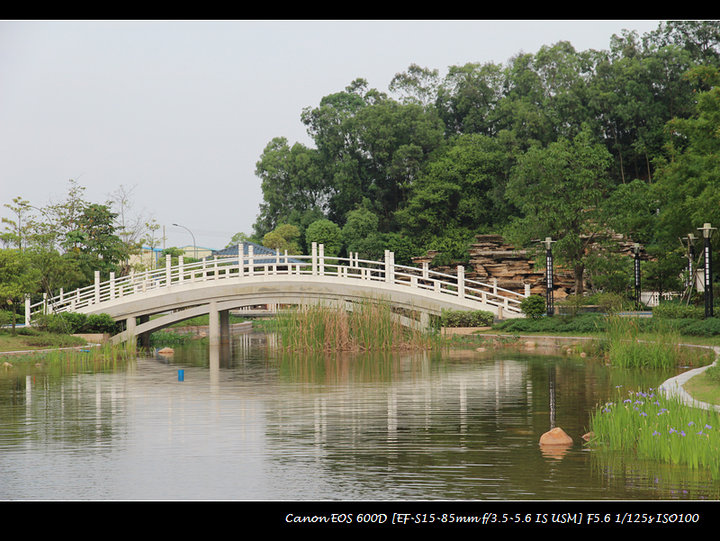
left=208, top=301, right=220, bottom=347
left=312, top=242, right=318, bottom=276
left=319, top=244, right=325, bottom=276
left=109, top=273, right=115, bottom=299
left=385, top=250, right=395, bottom=283
left=25, top=296, right=30, bottom=326
left=165, top=254, right=171, bottom=285
left=178, top=256, right=184, bottom=283
left=126, top=316, right=136, bottom=337
left=457, top=265, right=465, bottom=299
left=238, top=244, right=244, bottom=276
left=94, top=271, right=100, bottom=304
left=248, top=245, right=255, bottom=277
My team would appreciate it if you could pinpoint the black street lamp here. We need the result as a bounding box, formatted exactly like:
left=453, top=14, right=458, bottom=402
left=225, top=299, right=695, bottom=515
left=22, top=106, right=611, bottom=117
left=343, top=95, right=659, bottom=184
left=541, top=237, right=555, bottom=317
left=633, top=243, right=642, bottom=308
left=698, top=223, right=716, bottom=318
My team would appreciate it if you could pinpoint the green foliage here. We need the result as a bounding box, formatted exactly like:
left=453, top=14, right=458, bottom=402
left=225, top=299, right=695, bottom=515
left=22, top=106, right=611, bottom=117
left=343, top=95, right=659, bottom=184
left=493, top=313, right=605, bottom=334
left=33, top=312, right=119, bottom=334
left=520, top=294, right=546, bottom=319
left=305, top=219, right=342, bottom=256
left=262, top=223, right=301, bottom=254
left=653, top=302, right=705, bottom=319
left=440, top=309, right=494, bottom=327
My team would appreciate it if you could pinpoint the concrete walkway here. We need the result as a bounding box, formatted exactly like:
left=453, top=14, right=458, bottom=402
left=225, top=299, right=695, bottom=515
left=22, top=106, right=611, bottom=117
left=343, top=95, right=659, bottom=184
left=658, top=345, right=720, bottom=412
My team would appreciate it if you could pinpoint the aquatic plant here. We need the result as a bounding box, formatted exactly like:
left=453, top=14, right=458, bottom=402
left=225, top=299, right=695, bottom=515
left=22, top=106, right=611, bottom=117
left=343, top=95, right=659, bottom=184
left=604, top=315, right=711, bottom=369
left=274, top=300, right=439, bottom=352
left=589, top=386, right=720, bottom=477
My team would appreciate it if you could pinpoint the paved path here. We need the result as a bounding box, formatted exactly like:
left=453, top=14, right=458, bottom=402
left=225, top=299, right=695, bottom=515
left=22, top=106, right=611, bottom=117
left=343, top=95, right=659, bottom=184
left=658, top=345, right=720, bottom=412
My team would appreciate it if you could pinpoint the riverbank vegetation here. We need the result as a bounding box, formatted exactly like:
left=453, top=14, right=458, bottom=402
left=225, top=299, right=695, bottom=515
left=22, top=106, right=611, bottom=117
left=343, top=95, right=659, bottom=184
left=589, top=387, right=720, bottom=478
left=273, top=301, right=439, bottom=352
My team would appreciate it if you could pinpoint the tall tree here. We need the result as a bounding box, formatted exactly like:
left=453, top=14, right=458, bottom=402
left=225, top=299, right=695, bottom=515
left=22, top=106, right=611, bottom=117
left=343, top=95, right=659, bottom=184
left=505, top=127, right=613, bottom=294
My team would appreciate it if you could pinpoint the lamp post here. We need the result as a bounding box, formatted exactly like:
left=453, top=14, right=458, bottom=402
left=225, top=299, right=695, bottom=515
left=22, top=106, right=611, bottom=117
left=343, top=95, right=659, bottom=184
left=698, top=223, right=716, bottom=318
left=633, top=243, right=642, bottom=308
left=541, top=237, right=555, bottom=317
left=682, top=233, right=697, bottom=293
left=172, top=223, right=197, bottom=260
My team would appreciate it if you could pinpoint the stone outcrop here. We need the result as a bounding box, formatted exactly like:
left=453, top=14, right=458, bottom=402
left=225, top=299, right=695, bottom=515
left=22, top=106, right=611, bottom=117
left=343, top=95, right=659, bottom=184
left=412, top=234, right=576, bottom=299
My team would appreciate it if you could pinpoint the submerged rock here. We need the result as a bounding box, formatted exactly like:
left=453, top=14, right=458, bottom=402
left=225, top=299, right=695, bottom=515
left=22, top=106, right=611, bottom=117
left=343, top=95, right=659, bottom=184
left=539, top=427, right=573, bottom=446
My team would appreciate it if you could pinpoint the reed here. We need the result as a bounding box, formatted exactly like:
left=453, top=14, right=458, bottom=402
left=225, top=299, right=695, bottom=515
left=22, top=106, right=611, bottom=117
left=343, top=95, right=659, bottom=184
left=273, top=300, right=439, bottom=352
left=604, top=315, right=707, bottom=369
left=589, top=386, right=720, bottom=477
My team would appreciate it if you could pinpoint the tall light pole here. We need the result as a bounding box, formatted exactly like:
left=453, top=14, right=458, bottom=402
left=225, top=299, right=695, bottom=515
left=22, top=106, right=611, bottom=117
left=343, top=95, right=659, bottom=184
left=172, top=223, right=197, bottom=260
left=682, top=233, right=697, bottom=294
left=633, top=243, right=642, bottom=308
left=540, top=237, right=555, bottom=317
left=698, top=223, right=716, bottom=318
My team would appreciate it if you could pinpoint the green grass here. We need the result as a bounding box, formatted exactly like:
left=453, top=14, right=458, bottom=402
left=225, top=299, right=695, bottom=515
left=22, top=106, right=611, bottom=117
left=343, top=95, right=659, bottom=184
left=589, top=386, right=720, bottom=477
left=0, top=328, right=88, bottom=352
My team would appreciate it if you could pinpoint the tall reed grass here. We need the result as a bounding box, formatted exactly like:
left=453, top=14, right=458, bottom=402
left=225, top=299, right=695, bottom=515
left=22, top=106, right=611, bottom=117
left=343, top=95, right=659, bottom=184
left=604, top=315, right=711, bottom=369
left=273, top=301, right=439, bottom=352
left=589, top=386, right=720, bottom=477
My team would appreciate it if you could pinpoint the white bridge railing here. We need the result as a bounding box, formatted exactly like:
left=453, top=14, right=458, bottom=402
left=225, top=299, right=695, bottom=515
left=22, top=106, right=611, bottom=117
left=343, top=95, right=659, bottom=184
left=26, top=243, right=528, bottom=322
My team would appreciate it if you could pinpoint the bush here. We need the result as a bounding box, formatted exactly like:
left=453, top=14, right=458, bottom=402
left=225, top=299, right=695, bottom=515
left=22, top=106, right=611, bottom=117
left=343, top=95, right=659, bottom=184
left=520, top=295, right=546, bottom=319
left=652, top=302, right=704, bottom=319
left=33, top=312, right=119, bottom=334
left=440, top=309, right=494, bottom=327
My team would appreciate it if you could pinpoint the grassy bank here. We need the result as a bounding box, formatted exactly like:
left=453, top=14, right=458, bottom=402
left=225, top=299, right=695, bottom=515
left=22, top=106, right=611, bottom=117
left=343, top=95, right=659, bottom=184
left=0, top=327, right=88, bottom=353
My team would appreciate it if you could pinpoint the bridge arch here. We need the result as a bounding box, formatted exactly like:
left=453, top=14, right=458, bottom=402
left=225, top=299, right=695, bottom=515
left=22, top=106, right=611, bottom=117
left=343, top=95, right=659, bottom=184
left=28, top=243, right=528, bottom=344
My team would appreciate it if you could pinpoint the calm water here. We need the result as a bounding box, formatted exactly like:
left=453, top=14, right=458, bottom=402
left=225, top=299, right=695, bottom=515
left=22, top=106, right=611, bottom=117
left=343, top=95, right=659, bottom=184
left=1, top=332, right=719, bottom=501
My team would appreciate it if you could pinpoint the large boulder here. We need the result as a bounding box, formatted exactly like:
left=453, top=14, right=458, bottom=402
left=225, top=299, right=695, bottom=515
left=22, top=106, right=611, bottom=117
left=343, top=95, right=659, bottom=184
left=539, top=427, right=573, bottom=446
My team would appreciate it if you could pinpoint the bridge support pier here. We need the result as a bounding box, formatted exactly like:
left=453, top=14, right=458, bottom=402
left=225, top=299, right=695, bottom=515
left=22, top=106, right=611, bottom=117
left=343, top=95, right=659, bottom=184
left=138, top=315, right=150, bottom=349
left=208, top=301, right=231, bottom=350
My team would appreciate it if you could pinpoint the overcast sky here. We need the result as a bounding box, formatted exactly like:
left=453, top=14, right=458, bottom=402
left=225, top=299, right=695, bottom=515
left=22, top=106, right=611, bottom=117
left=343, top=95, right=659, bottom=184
left=0, top=19, right=664, bottom=250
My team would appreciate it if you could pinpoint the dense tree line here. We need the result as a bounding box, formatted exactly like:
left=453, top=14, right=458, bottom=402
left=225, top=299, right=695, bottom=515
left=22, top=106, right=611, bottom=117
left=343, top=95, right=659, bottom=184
left=250, top=21, right=720, bottom=299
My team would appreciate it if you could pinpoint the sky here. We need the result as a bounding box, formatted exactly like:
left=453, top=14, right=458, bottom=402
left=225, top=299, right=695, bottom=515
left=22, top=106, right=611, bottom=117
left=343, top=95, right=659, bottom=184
left=0, top=19, right=665, bottom=251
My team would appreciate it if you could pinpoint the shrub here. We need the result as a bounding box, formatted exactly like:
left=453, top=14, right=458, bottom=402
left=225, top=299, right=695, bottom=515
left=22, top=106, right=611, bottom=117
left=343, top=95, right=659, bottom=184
left=32, top=312, right=119, bottom=334
left=83, top=314, right=120, bottom=334
left=520, top=295, right=546, bottom=319
left=652, top=302, right=704, bottom=320
left=440, top=309, right=494, bottom=327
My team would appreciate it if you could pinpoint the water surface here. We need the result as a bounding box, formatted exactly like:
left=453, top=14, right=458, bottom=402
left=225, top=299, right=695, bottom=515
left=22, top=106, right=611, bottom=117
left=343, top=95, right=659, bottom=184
left=0, top=333, right=718, bottom=501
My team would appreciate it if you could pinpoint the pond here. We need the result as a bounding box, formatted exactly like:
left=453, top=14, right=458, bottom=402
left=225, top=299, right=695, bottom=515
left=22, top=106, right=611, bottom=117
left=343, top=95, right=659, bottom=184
left=0, top=332, right=719, bottom=503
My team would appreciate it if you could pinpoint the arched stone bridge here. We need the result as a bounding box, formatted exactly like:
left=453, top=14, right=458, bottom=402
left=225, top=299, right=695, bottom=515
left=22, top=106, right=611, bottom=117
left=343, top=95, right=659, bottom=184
left=27, top=243, right=528, bottom=345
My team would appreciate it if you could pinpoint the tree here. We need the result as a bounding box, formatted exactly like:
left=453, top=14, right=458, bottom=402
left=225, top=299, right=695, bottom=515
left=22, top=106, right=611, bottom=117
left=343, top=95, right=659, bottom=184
left=396, top=132, right=518, bottom=247
left=1, top=197, right=32, bottom=250
left=505, top=127, right=613, bottom=295
left=63, top=203, right=127, bottom=281
left=304, top=219, right=342, bottom=256
left=0, top=249, right=39, bottom=333
left=253, top=137, right=327, bottom=238
left=262, top=224, right=301, bottom=253
left=341, top=206, right=383, bottom=260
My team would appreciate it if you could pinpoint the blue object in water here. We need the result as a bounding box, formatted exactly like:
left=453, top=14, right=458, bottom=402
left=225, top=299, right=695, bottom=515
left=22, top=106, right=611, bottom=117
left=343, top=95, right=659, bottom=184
left=178, top=369, right=184, bottom=382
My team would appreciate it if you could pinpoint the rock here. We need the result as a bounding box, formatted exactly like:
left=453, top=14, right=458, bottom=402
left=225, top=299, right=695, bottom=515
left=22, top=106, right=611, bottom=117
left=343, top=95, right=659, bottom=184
left=158, top=347, right=174, bottom=356
left=476, top=347, right=487, bottom=352
left=582, top=431, right=595, bottom=442
left=2, top=361, right=12, bottom=368
left=539, top=427, right=573, bottom=446
left=525, top=341, right=536, bottom=349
